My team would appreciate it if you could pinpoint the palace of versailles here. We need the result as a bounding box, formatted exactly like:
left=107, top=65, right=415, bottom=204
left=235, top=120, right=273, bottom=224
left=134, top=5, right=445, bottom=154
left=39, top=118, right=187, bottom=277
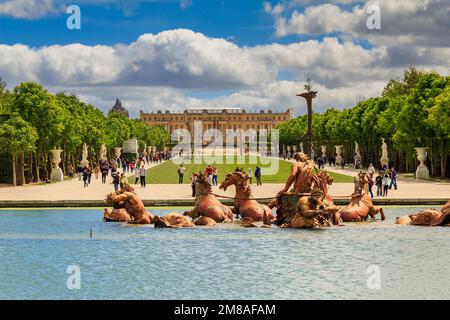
left=140, top=107, right=294, bottom=137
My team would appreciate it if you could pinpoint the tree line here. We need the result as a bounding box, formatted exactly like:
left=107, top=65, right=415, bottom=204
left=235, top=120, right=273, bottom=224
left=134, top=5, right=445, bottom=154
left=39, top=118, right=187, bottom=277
left=278, top=68, right=450, bottom=177
left=0, top=81, right=170, bottom=186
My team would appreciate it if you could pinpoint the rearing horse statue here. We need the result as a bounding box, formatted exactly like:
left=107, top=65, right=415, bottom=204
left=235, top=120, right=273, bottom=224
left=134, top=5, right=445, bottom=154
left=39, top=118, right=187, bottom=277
left=184, top=173, right=233, bottom=223
left=333, top=171, right=385, bottom=224
left=219, top=171, right=274, bottom=224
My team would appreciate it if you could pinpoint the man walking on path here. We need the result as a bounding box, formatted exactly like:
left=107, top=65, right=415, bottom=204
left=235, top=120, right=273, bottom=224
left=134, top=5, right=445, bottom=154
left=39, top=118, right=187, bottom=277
left=178, top=164, right=185, bottom=184
left=383, top=173, right=390, bottom=196
left=248, top=168, right=253, bottom=184
left=112, top=172, right=119, bottom=192
left=367, top=173, right=374, bottom=198
left=190, top=173, right=198, bottom=197
left=255, top=166, right=262, bottom=186
left=101, top=163, right=108, bottom=184
left=375, top=172, right=383, bottom=197
left=212, top=167, right=218, bottom=186
left=134, top=166, right=140, bottom=185
left=389, top=167, right=398, bottom=190
left=140, top=165, right=146, bottom=188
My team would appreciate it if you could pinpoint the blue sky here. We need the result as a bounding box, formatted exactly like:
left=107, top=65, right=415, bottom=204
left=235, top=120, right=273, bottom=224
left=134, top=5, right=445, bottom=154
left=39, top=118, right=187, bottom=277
left=0, top=0, right=448, bottom=117
left=1, top=0, right=282, bottom=46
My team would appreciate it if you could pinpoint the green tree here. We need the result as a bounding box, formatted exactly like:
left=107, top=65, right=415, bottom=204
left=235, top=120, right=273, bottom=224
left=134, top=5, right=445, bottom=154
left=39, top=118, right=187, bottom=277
left=12, top=82, right=66, bottom=180
left=0, top=114, right=38, bottom=186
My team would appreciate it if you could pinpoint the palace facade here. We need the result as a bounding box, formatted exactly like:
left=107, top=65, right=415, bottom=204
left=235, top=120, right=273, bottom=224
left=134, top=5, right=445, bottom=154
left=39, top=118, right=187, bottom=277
left=140, top=108, right=294, bottom=137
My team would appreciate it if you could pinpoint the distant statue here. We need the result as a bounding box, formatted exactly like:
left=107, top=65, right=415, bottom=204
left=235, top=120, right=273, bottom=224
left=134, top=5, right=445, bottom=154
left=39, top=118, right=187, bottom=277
left=300, top=142, right=304, bottom=153
left=310, top=142, right=315, bottom=160
left=100, top=144, right=107, bottom=161
left=81, top=143, right=89, bottom=167
left=354, top=141, right=362, bottom=168
left=355, top=142, right=361, bottom=158
left=380, top=138, right=389, bottom=168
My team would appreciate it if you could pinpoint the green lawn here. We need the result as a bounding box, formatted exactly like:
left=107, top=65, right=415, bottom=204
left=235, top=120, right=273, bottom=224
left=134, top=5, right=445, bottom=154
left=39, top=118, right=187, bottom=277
left=135, top=156, right=354, bottom=184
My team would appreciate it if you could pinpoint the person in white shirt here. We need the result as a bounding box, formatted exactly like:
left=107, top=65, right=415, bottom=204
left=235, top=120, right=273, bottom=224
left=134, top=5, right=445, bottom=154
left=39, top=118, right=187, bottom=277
left=248, top=168, right=253, bottom=184
left=139, top=165, right=146, bottom=188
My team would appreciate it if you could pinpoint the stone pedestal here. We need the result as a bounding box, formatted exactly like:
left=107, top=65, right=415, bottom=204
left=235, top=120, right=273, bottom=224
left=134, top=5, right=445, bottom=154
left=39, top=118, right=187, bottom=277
left=415, top=147, right=430, bottom=179
left=50, top=149, right=64, bottom=182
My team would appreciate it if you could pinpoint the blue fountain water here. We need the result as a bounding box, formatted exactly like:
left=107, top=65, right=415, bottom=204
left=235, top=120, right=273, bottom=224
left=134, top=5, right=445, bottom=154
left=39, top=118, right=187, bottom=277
left=0, top=207, right=449, bottom=300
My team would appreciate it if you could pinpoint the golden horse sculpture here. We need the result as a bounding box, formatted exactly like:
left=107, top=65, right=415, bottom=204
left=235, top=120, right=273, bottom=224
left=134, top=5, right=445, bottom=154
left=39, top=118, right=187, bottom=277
left=183, top=173, right=233, bottom=225
left=219, top=171, right=274, bottom=227
left=332, top=172, right=385, bottom=225
left=104, top=183, right=154, bottom=224
left=396, top=200, right=450, bottom=226
left=267, top=151, right=339, bottom=228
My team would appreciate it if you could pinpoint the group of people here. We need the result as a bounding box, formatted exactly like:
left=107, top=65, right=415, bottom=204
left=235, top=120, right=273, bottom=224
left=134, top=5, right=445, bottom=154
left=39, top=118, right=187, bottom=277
left=366, top=163, right=398, bottom=198
left=65, top=153, right=151, bottom=192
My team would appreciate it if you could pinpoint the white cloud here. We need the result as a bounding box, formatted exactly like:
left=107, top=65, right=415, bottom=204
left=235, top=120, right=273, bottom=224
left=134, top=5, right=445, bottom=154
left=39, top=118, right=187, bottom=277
left=0, top=0, right=58, bottom=19
left=267, top=0, right=450, bottom=47
left=0, top=28, right=449, bottom=118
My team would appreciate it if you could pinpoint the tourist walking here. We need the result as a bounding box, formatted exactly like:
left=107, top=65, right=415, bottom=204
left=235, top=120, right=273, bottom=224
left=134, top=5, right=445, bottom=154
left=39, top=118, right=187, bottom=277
left=112, top=172, right=120, bottom=192
left=212, top=167, right=218, bottom=186
left=190, top=173, right=197, bottom=197
left=389, top=167, right=398, bottom=190
left=66, top=162, right=74, bottom=178
left=82, top=166, right=89, bottom=188
left=178, top=164, right=185, bottom=184
left=134, top=166, right=140, bottom=185
left=375, top=172, right=383, bottom=197
left=367, top=174, right=374, bottom=198
left=87, top=165, right=92, bottom=184
left=76, top=162, right=83, bottom=181
left=140, top=165, right=146, bottom=188
left=248, top=168, right=253, bottom=184
left=255, top=166, right=262, bottom=186
left=383, top=173, right=390, bottom=196
left=101, top=163, right=109, bottom=184
left=93, top=164, right=100, bottom=180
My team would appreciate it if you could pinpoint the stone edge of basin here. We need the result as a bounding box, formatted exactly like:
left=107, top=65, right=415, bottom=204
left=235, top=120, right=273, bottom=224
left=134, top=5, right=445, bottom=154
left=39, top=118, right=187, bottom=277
left=0, top=198, right=448, bottom=208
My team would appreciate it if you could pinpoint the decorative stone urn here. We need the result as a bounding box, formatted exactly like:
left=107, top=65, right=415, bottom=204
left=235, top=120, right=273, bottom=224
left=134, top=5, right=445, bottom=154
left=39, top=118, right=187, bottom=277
left=415, top=147, right=430, bottom=179
left=114, top=147, right=122, bottom=159
left=50, top=149, right=64, bottom=182
left=335, top=145, right=344, bottom=165
left=321, top=145, right=327, bottom=158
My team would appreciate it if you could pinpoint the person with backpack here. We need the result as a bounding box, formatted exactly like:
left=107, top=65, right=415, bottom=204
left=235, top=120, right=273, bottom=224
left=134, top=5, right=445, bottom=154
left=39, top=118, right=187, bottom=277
left=255, top=166, right=262, bottom=186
